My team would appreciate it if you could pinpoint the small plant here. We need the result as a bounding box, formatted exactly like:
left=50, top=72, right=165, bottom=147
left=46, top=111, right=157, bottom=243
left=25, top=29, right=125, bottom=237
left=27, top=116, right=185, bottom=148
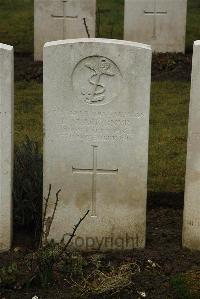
left=13, top=137, right=42, bottom=241
left=0, top=263, right=19, bottom=288
left=62, top=251, right=88, bottom=277
left=25, top=186, right=90, bottom=288
left=171, top=274, right=190, bottom=299
left=170, top=271, right=200, bottom=299
left=28, top=240, right=60, bottom=288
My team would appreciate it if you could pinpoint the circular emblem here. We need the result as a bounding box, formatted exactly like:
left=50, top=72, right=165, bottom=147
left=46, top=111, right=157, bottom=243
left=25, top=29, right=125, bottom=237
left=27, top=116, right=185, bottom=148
left=72, top=56, right=122, bottom=105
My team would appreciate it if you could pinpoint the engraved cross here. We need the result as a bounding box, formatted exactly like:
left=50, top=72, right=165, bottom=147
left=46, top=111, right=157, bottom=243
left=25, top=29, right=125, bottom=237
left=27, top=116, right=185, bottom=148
left=51, top=0, right=78, bottom=39
left=144, top=0, right=167, bottom=39
left=72, top=145, right=118, bottom=217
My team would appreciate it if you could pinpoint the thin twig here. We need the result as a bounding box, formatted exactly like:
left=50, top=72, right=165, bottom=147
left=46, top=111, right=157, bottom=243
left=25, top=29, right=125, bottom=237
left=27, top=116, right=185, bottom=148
left=42, top=184, right=51, bottom=229
left=59, top=210, right=90, bottom=257
left=96, top=7, right=101, bottom=37
left=110, top=24, right=114, bottom=39
left=51, top=189, right=61, bottom=222
left=43, top=188, right=61, bottom=246
left=39, top=184, right=52, bottom=248
left=83, top=18, right=90, bottom=38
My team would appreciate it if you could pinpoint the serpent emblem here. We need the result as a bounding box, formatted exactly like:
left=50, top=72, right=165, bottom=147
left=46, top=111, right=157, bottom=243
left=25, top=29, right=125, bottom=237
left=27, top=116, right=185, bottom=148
left=73, top=56, right=122, bottom=105
left=82, top=58, right=115, bottom=104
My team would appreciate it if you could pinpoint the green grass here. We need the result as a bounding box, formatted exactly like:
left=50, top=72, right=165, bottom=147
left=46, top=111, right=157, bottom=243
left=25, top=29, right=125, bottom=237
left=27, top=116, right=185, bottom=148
left=186, top=0, right=200, bottom=52
left=96, top=0, right=124, bottom=39
left=171, top=271, right=200, bottom=299
left=0, top=0, right=33, bottom=54
left=171, top=274, right=193, bottom=299
left=15, top=81, right=42, bottom=145
left=149, top=81, right=190, bottom=193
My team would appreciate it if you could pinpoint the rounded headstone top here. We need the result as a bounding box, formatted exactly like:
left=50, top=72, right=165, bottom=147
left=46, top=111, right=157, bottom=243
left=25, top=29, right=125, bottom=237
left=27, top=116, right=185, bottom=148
left=0, top=43, right=13, bottom=51
left=194, top=40, right=200, bottom=47
left=44, top=38, right=151, bottom=51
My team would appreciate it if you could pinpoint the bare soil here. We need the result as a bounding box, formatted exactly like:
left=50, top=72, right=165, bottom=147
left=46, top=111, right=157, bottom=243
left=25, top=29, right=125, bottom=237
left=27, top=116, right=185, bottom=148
left=14, top=52, right=192, bottom=83
left=1, top=195, right=200, bottom=299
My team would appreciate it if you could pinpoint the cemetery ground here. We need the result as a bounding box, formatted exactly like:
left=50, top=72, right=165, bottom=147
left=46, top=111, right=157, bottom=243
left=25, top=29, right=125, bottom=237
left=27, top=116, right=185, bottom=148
left=0, top=0, right=200, bottom=298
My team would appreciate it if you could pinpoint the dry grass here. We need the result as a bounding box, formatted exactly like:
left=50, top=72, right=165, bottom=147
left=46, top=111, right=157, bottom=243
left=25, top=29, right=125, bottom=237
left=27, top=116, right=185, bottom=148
left=68, top=261, right=140, bottom=297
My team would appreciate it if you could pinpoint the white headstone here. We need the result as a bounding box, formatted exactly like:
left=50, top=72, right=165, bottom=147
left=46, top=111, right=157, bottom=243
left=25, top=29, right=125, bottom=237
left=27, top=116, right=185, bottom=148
left=0, top=44, right=13, bottom=252
left=34, top=0, right=96, bottom=61
left=183, top=41, right=200, bottom=251
left=124, top=0, right=187, bottom=53
left=44, top=38, right=152, bottom=251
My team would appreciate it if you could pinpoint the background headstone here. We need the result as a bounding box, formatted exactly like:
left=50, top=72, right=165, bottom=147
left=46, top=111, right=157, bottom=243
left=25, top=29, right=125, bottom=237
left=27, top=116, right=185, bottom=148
left=34, top=0, right=96, bottom=61
left=124, top=0, right=187, bottom=53
left=0, top=44, right=13, bottom=252
left=183, top=41, right=200, bottom=251
left=44, top=38, right=152, bottom=251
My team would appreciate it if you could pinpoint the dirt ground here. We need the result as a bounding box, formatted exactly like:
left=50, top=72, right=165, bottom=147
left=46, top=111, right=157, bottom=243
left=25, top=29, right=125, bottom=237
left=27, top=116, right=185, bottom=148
left=152, top=53, right=192, bottom=82
left=14, top=52, right=192, bottom=83
left=0, top=195, right=200, bottom=299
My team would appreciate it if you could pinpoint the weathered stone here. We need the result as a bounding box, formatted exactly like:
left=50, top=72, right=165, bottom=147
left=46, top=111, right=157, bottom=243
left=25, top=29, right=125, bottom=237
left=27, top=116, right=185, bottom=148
left=124, top=0, right=187, bottom=53
left=43, top=38, right=152, bottom=251
left=34, top=0, right=96, bottom=61
left=183, top=41, right=200, bottom=251
left=0, top=44, right=13, bottom=252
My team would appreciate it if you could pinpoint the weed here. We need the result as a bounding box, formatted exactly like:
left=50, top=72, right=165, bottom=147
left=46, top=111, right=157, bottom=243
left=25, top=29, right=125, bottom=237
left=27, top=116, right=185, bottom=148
left=13, top=137, right=42, bottom=240
left=170, top=271, right=200, bottom=299
left=0, top=263, right=19, bottom=288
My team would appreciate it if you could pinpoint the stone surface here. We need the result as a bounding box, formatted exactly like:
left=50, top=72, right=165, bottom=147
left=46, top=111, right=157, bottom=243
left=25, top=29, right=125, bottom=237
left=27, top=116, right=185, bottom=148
left=0, top=44, right=13, bottom=252
left=124, top=0, right=187, bottom=53
left=34, top=0, right=96, bottom=61
left=183, top=41, right=200, bottom=251
left=43, top=38, right=152, bottom=251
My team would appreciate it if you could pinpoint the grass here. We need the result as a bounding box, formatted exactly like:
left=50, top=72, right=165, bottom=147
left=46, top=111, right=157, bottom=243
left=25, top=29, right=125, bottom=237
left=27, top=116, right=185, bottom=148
left=96, top=0, right=124, bottom=39
left=186, top=0, right=200, bottom=52
left=15, top=81, right=42, bottom=145
left=0, top=0, right=33, bottom=54
left=149, top=81, right=190, bottom=193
